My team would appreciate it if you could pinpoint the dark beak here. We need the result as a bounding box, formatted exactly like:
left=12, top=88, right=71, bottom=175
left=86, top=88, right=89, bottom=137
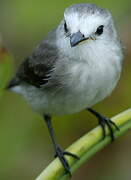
left=70, top=31, right=86, bottom=47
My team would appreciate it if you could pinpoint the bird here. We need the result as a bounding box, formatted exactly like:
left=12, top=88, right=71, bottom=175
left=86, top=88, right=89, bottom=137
left=7, top=3, right=124, bottom=176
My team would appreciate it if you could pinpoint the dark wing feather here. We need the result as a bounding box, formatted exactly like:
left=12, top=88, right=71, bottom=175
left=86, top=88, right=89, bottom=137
left=18, top=58, right=52, bottom=87
left=8, top=39, right=58, bottom=88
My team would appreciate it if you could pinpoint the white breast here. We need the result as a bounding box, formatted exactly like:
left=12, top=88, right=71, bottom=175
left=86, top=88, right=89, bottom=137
left=48, top=38, right=123, bottom=115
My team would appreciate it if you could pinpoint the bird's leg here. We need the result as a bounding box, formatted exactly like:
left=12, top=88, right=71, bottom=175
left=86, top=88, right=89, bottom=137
left=87, top=108, right=119, bottom=141
left=44, top=115, right=79, bottom=176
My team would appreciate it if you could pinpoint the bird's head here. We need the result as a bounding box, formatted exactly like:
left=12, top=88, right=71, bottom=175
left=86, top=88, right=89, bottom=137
left=58, top=4, right=117, bottom=48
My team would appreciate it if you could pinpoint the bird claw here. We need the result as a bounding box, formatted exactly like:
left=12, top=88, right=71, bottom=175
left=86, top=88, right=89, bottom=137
left=54, top=146, right=79, bottom=176
left=63, top=151, right=80, bottom=160
left=99, top=115, right=119, bottom=141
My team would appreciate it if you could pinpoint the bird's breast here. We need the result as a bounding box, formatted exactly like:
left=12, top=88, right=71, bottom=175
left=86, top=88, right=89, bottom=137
left=59, top=45, right=122, bottom=111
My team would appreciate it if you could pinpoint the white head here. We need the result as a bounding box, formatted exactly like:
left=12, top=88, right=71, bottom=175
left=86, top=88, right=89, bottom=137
left=57, top=4, right=118, bottom=50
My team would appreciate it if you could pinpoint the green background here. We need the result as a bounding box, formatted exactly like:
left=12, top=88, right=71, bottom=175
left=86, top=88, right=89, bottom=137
left=0, top=0, right=131, bottom=179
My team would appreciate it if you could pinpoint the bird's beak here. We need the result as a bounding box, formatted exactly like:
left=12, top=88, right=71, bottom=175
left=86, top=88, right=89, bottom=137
left=70, top=31, right=88, bottom=47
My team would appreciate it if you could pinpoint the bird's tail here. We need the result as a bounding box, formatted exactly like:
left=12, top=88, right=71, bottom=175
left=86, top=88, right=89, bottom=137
left=6, top=77, right=21, bottom=89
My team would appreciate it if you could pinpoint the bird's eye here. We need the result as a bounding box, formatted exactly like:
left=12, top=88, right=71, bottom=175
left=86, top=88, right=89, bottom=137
left=64, top=21, right=68, bottom=33
left=95, top=25, right=104, bottom=35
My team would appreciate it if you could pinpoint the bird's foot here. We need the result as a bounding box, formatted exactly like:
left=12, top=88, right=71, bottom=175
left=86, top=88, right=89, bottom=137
left=54, top=146, right=79, bottom=176
left=98, top=115, right=119, bottom=141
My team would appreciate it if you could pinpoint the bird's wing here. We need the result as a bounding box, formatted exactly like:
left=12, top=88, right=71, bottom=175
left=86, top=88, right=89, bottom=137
left=18, top=58, right=53, bottom=88
left=8, top=41, right=58, bottom=89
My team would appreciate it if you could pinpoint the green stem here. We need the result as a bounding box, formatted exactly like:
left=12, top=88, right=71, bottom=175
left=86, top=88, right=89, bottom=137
left=36, top=109, right=131, bottom=180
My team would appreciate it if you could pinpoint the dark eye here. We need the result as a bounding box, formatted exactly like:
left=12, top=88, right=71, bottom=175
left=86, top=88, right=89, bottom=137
left=64, top=21, right=68, bottom=33
left=95, top=25, right=104, bottom=35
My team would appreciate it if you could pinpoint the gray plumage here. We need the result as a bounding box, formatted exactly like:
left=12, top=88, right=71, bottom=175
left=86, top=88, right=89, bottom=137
left=64, top=3, right=108, bottom=17
left=8, top=3, right=124, bottom=115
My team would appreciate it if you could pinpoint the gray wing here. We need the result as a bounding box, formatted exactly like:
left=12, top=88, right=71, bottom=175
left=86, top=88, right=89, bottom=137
left=8, top=37, right=58, bottom=89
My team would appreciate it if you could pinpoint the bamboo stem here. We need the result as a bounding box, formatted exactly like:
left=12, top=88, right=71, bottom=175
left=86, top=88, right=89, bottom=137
left=36, top=109, right=131, bottom=180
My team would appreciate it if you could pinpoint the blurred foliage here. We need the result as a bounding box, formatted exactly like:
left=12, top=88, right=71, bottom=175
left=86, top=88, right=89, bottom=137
left=0, top=0, right=131, bottom=180
left=0, top=44, right=13, bottom=98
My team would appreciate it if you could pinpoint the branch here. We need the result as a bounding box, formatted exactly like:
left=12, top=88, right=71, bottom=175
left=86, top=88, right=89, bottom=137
left=36, top=109, right=131, bottom=180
